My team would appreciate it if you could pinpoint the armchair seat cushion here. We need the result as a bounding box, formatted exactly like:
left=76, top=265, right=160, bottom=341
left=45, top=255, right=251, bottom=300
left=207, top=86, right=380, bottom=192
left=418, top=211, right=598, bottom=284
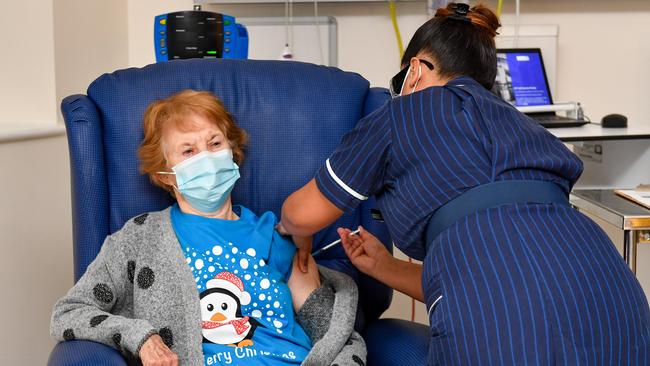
left=363, top=318, right=430, bottom=366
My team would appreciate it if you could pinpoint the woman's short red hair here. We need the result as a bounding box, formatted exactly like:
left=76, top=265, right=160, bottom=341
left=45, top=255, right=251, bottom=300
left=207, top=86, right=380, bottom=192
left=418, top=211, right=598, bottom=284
left=138, top=90, right=248, bottom=193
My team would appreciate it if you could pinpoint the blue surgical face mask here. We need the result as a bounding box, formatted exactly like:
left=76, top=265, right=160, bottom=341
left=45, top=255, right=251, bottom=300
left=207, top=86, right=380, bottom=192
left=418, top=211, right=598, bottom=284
left=161, top=149, right=240, bottom=213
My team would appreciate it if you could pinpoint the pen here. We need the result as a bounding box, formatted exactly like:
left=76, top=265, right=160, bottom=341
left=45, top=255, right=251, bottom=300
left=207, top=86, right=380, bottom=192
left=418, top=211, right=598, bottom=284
left=312, top=229, right=361, bottom=257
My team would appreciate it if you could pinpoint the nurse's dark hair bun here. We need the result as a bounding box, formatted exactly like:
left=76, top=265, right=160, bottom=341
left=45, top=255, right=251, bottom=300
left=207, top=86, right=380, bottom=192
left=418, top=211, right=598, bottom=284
left=401, top=3, right=501, bottom=89
left=435, top=3, right=500, bottom=38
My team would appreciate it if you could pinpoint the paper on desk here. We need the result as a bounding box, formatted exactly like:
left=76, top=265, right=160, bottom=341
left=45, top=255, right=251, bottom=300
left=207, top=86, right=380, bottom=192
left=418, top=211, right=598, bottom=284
left=635, top=184, right=650, bottom=192
left=615, top=187, right=650, bottom=210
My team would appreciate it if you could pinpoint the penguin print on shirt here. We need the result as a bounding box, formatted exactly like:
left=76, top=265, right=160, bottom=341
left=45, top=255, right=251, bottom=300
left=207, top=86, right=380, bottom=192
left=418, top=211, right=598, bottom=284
left=199, top=271, right=261, bottom=347
left=170, top=204, right=312, bottom=366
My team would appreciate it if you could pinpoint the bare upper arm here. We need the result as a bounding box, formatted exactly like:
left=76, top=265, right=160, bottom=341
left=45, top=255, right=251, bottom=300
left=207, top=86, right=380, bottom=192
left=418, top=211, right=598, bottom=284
left=281, top=179, right=344, bottom=236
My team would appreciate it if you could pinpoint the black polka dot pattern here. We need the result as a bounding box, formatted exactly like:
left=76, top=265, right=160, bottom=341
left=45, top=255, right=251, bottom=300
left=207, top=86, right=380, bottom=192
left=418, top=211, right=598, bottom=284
left=159, top=327, right=173, bottom=348
left=93, top=283, right=114, bottom=304
left=112, top=333, right=122, bottom=349
left=127, top=260, right=136, bottom=284
left=90, top=314, right=109, bottom=327
left=137, top=267, right=155, bottom=289
left=133, top=213, right=148, bottom=225
left=63, top=328, right=75, bottom=341
left=352, top=355, right=365, bottom=366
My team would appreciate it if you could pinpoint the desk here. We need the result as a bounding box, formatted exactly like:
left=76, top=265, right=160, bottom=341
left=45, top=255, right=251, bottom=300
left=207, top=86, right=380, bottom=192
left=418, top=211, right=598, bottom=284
left=570, top=189, right=650, bottom=273
left=548, top=123, right=650, bottom=142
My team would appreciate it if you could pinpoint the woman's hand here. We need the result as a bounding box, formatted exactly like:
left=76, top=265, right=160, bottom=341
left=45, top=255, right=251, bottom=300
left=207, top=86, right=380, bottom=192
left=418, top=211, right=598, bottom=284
left=338, top=226, right=392, bottom=279
left=139, top=334, right=179, bottom=366
left=287, top=254, right=321, bottom=311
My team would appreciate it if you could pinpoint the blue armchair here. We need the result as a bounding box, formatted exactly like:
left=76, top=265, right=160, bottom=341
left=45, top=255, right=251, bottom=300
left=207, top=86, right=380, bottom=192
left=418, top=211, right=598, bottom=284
left=48, top=59, right=428, bottom=365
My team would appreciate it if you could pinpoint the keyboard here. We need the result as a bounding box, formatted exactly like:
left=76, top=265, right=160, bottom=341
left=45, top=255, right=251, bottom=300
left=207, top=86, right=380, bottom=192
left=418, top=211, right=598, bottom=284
left=528, top=113, right=589, bottom=128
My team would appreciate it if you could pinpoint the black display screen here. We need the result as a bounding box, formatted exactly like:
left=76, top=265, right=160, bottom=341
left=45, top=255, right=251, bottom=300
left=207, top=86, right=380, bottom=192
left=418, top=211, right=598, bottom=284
left=166, top=11, right=224, bottom=59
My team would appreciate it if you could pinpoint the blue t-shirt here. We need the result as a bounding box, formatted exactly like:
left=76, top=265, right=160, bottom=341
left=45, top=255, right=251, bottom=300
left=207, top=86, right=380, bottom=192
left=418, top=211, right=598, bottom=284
left=170, top=204, right=312, bottom=366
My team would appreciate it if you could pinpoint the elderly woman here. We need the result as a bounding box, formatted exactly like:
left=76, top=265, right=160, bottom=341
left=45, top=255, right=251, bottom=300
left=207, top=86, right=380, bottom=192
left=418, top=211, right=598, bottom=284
left=50, top=90, right=366, bottom=366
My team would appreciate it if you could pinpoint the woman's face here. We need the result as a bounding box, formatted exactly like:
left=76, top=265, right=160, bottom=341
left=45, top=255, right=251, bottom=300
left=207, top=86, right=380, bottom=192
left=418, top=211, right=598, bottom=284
left=163, top=113, right=230, bottom=169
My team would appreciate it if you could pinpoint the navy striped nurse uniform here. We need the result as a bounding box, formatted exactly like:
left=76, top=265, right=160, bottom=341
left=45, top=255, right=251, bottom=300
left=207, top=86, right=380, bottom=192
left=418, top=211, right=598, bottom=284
left=315, top=76, right=650, bottom=365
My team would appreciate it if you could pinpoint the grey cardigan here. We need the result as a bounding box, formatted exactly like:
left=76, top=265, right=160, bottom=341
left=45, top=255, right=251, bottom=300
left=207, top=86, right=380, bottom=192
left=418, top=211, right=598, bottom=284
left=50, top=208, right=366, bottom=365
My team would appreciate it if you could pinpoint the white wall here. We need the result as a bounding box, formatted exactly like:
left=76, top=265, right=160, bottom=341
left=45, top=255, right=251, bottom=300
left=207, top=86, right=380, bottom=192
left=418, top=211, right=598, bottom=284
left=0, top=1, right=56, bottom=126
left=0, top=136, right=72, bottom=364
left=0, top=1, right=64, bottom=362
left=54, top=0, right=130, bottom=114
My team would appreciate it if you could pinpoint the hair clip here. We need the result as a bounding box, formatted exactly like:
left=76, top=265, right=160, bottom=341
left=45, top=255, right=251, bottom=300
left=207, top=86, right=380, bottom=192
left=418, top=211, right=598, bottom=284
left=449, top=3, right=471, bottom=23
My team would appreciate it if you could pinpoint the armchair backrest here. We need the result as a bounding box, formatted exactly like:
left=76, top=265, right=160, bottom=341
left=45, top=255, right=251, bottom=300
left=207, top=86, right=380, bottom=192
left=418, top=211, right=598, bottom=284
left=61, top=59, right=392, bottom=327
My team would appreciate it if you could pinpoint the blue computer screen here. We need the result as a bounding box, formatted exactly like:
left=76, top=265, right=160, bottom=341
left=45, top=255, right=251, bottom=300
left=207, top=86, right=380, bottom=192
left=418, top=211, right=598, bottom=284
left=503, top=52, right=551, bottom=106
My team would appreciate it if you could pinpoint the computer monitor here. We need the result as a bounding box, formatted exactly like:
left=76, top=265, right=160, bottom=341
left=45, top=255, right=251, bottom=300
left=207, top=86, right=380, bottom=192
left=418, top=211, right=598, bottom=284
left=493, top=48, right=554, bottom=107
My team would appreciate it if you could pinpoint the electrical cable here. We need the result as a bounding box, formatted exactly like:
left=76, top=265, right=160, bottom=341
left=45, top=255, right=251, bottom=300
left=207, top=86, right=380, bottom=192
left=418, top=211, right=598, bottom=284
left=282, top=0, right=294, bottom=59
left=514, top=0, right=521, bottom=48
left=389, top=0, right=404, bottom=60
left=314, top=0, right=325, bottom=65
left=426, top=0, right=436, bottom=18
left=289, top=0, right=294, bottom=50
left=284, top=0, right=289, bottom=48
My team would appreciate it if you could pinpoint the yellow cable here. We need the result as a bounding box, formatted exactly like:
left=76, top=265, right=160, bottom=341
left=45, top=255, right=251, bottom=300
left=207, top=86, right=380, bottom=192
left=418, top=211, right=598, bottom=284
left=496, top=0, right=504, bottom=18
left=389, top=0, right=404, bottom=60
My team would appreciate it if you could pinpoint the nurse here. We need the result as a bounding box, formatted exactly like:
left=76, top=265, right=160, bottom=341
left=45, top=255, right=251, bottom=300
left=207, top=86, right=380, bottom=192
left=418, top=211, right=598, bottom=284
left=279, top=2, right=650, bottom=365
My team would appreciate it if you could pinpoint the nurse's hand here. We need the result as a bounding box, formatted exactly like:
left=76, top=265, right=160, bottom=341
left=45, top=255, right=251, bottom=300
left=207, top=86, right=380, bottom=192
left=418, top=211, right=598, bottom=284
left=292, top=235, right=313, bottom=273
left=338, top=226, right=391, bottom=279
left=287, top=253, right=321, bottom=311
left=140, top=334, right=179, bottom=366
left=276, top=222, right=312, bottom=273
left=339, top=226, right=424, bottom=302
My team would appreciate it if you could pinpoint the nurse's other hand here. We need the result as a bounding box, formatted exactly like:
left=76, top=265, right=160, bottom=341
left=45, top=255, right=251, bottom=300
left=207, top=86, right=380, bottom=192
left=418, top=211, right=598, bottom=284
left=292, top=235, right=313, bottom=273
left=140, top=334, right=179, bottom=366
left=275, top=223, right=312, bottom=273
left=338, top=226, right=391, bottom=278
left=288, top=253, right=321, bottom=311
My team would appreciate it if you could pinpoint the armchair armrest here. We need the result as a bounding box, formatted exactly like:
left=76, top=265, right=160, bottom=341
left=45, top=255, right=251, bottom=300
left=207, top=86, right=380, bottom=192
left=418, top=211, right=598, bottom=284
left=48, top=340, right=127, bottom=366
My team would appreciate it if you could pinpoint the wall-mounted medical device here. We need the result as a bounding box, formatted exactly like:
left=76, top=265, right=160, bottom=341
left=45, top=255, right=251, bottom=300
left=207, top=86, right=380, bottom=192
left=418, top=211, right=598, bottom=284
left=154, top=10, right=248, bottom=62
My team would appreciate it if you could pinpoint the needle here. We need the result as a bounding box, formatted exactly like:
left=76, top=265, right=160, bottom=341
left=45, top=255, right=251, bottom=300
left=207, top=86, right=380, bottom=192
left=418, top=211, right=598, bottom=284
left=312, top=229, right=361, bottom=257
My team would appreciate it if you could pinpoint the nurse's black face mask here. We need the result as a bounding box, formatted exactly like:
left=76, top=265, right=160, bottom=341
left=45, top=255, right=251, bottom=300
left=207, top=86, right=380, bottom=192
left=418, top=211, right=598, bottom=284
left=389, top=59, right=435, bottom=98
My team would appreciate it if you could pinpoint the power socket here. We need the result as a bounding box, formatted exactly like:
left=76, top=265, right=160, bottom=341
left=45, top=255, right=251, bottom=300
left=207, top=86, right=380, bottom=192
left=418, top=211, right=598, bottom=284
left=572, top=142, right=603, bottom=163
